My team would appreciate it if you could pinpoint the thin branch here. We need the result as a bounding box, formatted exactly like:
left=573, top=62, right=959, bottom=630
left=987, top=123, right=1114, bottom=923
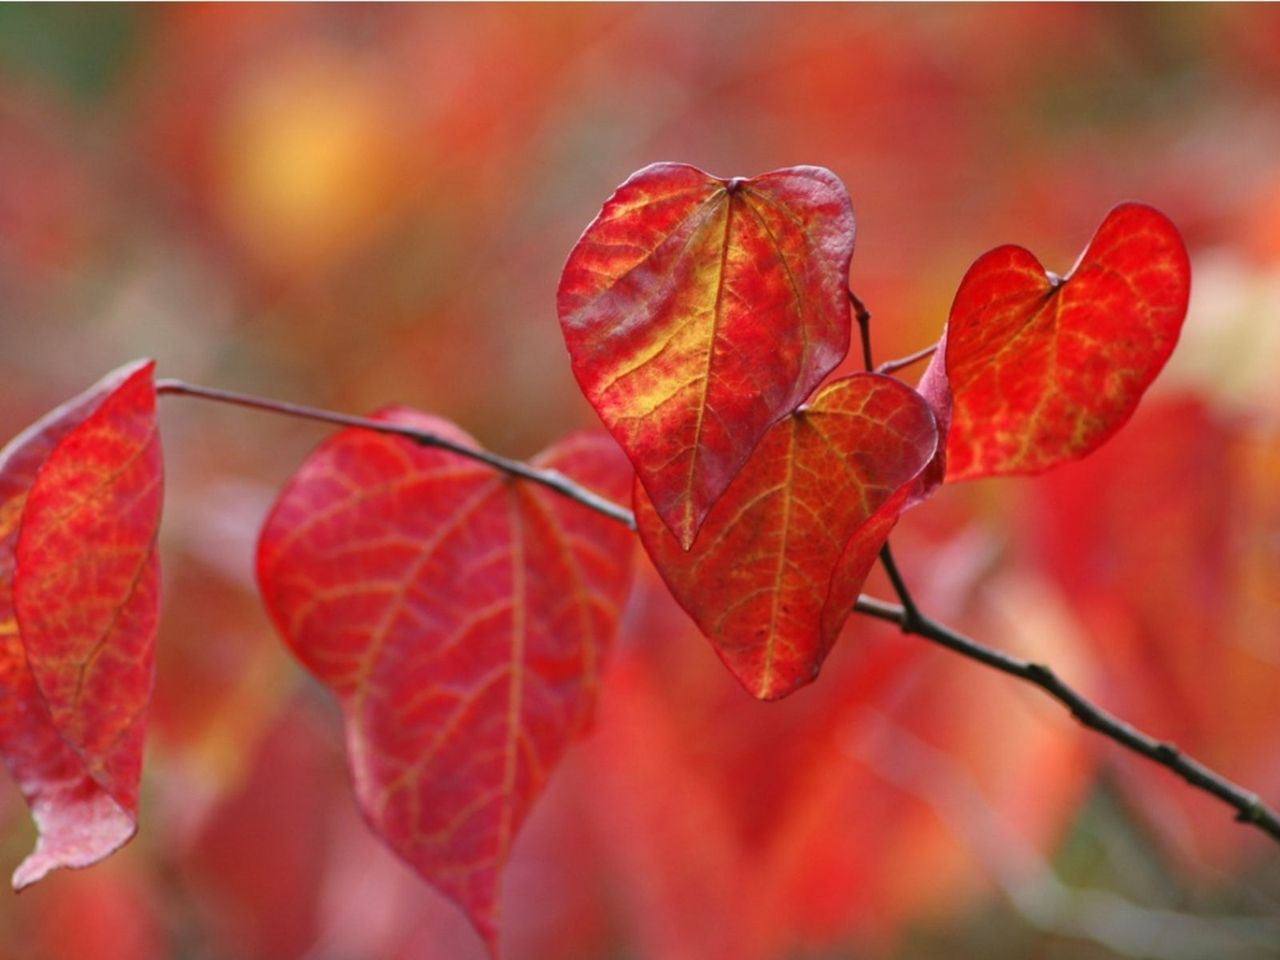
left=155, top=378, right=636, bottom=530
left=848, top=289, right=938, bottom=377
left=848, top=706, right=1280, bottom=959
left=852, top=594, right=1280, bottom=844
left=848, top=289, right=874, bottom=372
left=877, top=543, right=923, bottom=627
left=876, top=342, right=938, bottom=377
left=159, top=376, right=1280, bottom=849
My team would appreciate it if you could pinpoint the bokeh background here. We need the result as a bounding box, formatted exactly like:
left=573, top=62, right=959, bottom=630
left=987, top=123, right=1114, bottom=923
left=1, top=5, right=1279, bottom=959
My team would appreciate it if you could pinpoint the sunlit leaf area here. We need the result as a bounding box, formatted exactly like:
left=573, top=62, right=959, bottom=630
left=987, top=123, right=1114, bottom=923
left=1, top=6, right=1278, bottom=959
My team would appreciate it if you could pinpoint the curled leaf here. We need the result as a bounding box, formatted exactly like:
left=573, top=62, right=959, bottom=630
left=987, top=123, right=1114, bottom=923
left=0, top=360, right=162, bottom=887
left=558, top=162, right=856, bottom=548
left=636, top=374, right=937, bottom=700
left=257, top=416, right=634, bottom=956
left=906, top=329, right=951, bottom=505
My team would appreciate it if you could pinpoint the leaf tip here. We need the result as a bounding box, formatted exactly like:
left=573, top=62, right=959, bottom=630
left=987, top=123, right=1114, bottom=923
left=455, top=890, right=503, bottom=960
left=9, top=797, right=138, bottom=892
left=674, top=519, right=699, bottom=553
left=12, top=858, right=49, bottom=892
left=479, top=923, right=503, bottom=960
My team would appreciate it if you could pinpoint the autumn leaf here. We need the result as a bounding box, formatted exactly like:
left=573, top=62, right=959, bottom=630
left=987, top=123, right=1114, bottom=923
left=558, top=163, right=856, bottom=549
left=0, top=360, right=162, bottom=888
left=256, top=415, right=635, bottom=957
left=905, top=326, right=952, bottom=506
left=582, top=587, right=1092, bottom=958
left=636, top=373, right=937, bottom=700
left=1028, top=395, right=1280, bottom=865
left=938, top=203, right=1190, bottom=481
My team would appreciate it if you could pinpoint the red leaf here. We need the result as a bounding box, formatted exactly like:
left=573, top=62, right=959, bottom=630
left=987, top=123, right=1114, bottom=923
left=636, top=374, right=937, bottom=700
left=582, top=566, right=1092, bottom=957
left=0, top=360, right=162, bottom=887
left=1028, top=396, right=1280, bottom=865
left=558, top=163, right=855, bottom=548
left=906, top=329, right=952, bottom=505
left=940, top=203, right=1190, bottom=481
left=256, top=416, right=634, bottom=957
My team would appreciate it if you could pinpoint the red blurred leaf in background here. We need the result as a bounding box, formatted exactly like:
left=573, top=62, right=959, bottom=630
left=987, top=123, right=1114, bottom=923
left=256, top=414, right=634, bottom=957
left=936, top=203, right=1189, bottom=482
left=558, top=163, right=855, bottom=549
left=0, top=360, right=162, bottom=887
left=1029, top=396, right=1280, bottom=865
left=636, top=373, right=937, bottom=700
left=581, top=564, right=1092, bottom=959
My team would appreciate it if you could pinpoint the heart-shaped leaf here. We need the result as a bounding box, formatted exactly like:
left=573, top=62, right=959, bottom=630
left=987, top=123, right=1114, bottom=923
left=256, top=416, right=634, bottom=958
left=636, top=374, right=937, bottom=700
left=558, top=163, right=856, bottom=549
left=939, top=202, right=1190, bottom=482
left=0, top=360, right=162, bottom=887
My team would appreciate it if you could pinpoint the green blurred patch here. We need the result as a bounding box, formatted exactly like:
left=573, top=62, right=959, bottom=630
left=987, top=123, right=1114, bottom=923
left=0, top=4, right=141, bottom=102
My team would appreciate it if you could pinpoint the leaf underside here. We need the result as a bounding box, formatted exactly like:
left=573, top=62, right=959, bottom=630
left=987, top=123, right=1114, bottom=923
left=0, top=360, right=162, bottom=888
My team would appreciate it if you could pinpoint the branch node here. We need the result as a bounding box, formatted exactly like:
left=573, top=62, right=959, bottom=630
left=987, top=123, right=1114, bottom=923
left=848, top=289, right=874, bottom=372
left=1235, top=796, right=1263, bottom=824
left=1024, top=662, right=1055, bottom=686
left=876, top=342, right=939, bottom=378
left=1154, top=741, right=1182, bottom=764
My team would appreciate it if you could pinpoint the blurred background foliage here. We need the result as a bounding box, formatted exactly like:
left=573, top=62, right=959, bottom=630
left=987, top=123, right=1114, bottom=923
left=0, top=5, right=1278, bottom=959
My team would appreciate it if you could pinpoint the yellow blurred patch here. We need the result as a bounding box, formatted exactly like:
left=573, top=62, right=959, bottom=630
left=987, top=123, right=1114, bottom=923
left=214, top=46, right=408, bottom=275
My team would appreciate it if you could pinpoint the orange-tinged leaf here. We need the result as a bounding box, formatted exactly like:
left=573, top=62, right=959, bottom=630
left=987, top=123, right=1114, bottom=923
left=256, top=415, right=634, bottom=957
left=636, top=374, right=937, bottom=700
left=558, top=163, right=855, bottom=548
left=0, top=360, right=162, bottom=887
left=941, top=203, right=1190, bottom=481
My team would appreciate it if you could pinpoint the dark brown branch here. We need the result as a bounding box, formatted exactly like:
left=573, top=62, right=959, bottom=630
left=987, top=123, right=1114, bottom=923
left=848, top=289, right=938, bottom=378
left=848, top=289, right=875, bottom=373
left=876, top=543, right=922, bottom=626
left=155, top=379, right=636, bottom=530
left=160, top=376, right=1280, bottom=849
left=855, top=593, right=1280, bottom=845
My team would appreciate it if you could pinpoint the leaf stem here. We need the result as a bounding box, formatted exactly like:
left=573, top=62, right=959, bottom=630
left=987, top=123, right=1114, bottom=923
left=158, top=376, right=1280, bottom=849
left=876, top=543, right=924, bottom=629
left=877, top=343, right=938, bottom=377
left=848, top=289, right=874, bottom=373
left=154, top=378, right=636, bottom=530
left=850, top=290, right=937, bottom=377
